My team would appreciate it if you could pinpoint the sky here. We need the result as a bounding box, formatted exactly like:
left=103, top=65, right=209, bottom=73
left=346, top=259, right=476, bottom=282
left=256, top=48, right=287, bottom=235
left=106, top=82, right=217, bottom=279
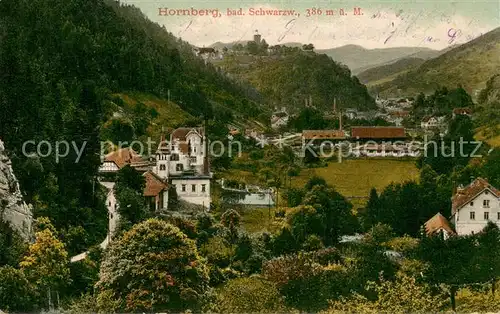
left=122, top=0, right=500, bottom=50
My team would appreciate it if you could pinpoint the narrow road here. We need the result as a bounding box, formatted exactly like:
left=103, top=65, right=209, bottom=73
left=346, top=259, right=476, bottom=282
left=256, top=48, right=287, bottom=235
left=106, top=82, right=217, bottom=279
left=70, top=181, right=119, bottom=263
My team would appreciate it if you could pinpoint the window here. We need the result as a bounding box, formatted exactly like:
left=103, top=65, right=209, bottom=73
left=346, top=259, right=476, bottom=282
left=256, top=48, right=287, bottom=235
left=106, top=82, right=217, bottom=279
left=170, top=154, right=179, bottom=161
left=484, top=212, right=489, bottom=220
left=470, top=202, right=474, bottom=206
left=160, top=164, right=166, bottom=171
left=181, top=184, right=186, bottom=192
left=190, top=156, right=197, bottom=163
left=484, top=200, right=490, bottom=208
left=498, top=212, right=500, bottom=221
left=176, top=163, right=183, bottom=172
left=192, top=184, right=196, bottom=192
left=470, top=211, right=475, bottom=220
left=201, top=184, right=206, bottom=193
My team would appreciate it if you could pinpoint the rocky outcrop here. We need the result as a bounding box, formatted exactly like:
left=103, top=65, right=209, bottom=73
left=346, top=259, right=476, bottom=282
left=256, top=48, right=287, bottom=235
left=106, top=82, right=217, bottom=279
left=0, top=139, right=33, bottom=241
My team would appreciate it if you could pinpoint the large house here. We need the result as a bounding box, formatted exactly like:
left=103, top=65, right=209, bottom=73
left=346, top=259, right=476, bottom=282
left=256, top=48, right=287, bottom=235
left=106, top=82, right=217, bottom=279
left=271, top=111, right=289, bottom=129
left=98, top=127, right=212, bottom=211
left=451, top=178, right=500, bottom=235
left=153, top=127, right=212, bottom=209
left=350, top=126, right=407, bottom=143
left=302, top=130, right=346, bottom=145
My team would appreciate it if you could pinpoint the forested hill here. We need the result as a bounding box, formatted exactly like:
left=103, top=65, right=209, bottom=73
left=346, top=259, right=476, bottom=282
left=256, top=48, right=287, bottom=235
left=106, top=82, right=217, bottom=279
left=220, top=50, right=376, bottom=111
left=0, top=0, right=263, bottom=253
left=373, top=27, right=500, bottom=98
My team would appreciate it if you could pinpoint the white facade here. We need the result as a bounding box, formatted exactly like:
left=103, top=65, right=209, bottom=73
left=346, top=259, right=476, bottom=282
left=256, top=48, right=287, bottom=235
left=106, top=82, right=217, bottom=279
left=153, top=127, right=212, bottom=209
left=271, top=112, right=289, bottom=129
left=453, top=189, right=500, bottom=235
left=171, top=178, right=211, bottom=208
left=421, top=116, right=446, bottom=129
left=99, top=160, right=119, bottom=173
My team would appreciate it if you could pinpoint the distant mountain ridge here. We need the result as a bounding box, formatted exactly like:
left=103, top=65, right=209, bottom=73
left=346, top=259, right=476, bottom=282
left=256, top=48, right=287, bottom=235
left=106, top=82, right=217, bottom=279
left=317, top=45, right=442, bottom=74
left=357, top=57, right=426, bottom=85
left=373, top=27, right=500, bottom=98
left=210, top=41, right=444, bottom=74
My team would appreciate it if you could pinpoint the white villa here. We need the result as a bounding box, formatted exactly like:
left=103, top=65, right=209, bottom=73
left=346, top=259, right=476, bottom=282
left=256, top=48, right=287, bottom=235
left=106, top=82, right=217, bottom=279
left=153, top=127, right=212, bottom=209
left=451, top=178, right=500, bottom=236
left=421, top=116, right=446, bottom=129
left=98, top=127, right=212, bottom=211
left=271, top=110, right=289, bottom=129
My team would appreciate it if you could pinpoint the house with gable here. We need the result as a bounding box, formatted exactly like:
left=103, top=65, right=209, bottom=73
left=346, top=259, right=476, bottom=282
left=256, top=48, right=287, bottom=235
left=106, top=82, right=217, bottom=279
left=451, top=177, right=500, bottom=235
left=420, top=116, right=446, bottom=130
left=143, top=170, right=169, bottom=211
left=99, top=147, right=144, bottom=174
left=153, top=127, right=212, bottom=209
left=271, top=111, right=289, bottom=129
left=424, top=212, right=456, bottom=239
left=452, top=107, right=472, bottom=118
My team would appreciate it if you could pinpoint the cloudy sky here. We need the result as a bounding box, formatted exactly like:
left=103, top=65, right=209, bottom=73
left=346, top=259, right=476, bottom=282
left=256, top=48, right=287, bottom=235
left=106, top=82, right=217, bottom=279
left=122, top=0, right=499, bottom=50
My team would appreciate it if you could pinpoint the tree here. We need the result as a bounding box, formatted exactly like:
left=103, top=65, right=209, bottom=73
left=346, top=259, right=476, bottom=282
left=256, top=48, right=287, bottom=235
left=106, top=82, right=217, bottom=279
left=482, top=149, right=500, bottom=187
left=96, top=219, right=209, bottom=312
left=0, top=218, right=27, bottom=267
left=19, top=227, right=70, bottom=309
left=116, top=164, right=145, bottom=193
left=221, top=209, right=241, bottom=242
left=301, top=184, right=358, bottom=245
left=361, top=188, right=380, bottom=230
left=475, top=222, right=500, bottom=294
left=0, top=266, right=35, bottom=312
left=326, top=273, right=446, bottom=314
left=417, top=233, right=478, bottom=310
left=302, top=43, right=314, bottom=51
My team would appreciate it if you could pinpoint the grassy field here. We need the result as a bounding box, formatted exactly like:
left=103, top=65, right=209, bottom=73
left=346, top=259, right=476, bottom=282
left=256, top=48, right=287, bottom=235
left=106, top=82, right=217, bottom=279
left=475, top=125, right=500, bottom=148
left=238, top=207, right=286, bottom=234
left=226, top=158, right=420, bottom=226
left=114, top=92, right=193, bottom=140
left=291, top=158, right=419, bottom=197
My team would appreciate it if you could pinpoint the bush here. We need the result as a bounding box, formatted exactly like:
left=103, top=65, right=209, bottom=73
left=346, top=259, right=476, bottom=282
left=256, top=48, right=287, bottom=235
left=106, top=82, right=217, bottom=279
left=215, top=277, right=286, bottom=313
left=200, top=236, right=235, bottom=268
left=96, top=219, right=210, bottom=312
left=326, top=273, right=446, bottom=314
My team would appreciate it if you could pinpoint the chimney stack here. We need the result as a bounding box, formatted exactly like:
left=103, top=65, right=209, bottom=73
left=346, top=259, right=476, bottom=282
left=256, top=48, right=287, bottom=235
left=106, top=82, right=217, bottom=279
left=339, top=111, right=343, bottom=131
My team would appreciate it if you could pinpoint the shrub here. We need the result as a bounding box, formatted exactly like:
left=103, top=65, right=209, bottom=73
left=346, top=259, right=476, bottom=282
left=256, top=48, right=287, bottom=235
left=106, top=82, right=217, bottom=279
left=215, top=277, right=286, bottom=313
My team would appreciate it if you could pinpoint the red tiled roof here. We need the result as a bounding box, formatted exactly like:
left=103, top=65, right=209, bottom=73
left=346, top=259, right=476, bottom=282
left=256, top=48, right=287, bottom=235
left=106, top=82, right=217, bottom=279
left=178, top=142, right=189, bottom=154
left=452, top=177, right=500, bottom=214
left=170, top=127, right=204, bottom=142
left=302, top=130, right=346, bottom=140
left=453, top=107, right=472, bottom=115
left=424, top=213, right=456, bottom=236
left=351, top=126, right=406, bottom=139
left=421, top=116, right=432, bottom=123
left=143, top=171, right=168, bottom=197
left=104, top=147, right=143, bottom=168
